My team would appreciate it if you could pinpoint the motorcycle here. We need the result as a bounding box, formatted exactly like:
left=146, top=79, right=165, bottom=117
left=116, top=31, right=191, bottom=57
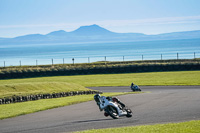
left=94, top=94, right=132, bottom=119
left=130, top=84, right=141, bottom=91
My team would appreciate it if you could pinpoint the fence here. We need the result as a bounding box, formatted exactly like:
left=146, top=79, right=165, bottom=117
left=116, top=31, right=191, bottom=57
left=0, top=52, right=199, bottom=67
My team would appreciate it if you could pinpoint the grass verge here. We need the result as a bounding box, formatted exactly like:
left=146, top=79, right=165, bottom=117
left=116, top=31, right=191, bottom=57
left=0, top=82, right=90, bottom=99
left=74, top=120, right=200, bottom=133
left=0, top=71, right=199, bottom=87
left=0, top=92, right=137, bottom=120
left=0, top=71, right=199, bottom=98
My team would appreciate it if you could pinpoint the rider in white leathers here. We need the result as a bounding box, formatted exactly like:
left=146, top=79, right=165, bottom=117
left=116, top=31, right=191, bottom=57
left=94, top=94, right=125, bottom=111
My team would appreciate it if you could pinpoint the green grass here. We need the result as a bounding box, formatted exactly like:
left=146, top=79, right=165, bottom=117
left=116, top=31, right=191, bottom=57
left=74, top=120, right=200, bottom=133
left=0, top=82, right=90, bottom=98
left=0, top=92, right=136, bottom=119
left=0, top=71, right=199, bottom=87
left=0, top=71, right=199, bottom=99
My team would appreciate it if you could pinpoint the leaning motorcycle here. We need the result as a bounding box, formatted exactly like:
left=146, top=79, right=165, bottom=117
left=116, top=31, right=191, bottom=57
left=130, top=84, right=141, bottom=91
left=94, top=94, right=132, bottom=119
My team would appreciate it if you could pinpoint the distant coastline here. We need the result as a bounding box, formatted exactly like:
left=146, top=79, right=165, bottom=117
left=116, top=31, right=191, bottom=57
left=0, top=25, right=200, bottom=45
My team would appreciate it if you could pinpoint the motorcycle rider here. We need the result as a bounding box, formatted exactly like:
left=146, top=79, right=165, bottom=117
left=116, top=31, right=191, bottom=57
left=131, top=82, right=134, bottom=88
left=94, top=93, right=133, bottom=118
left=94, top=94, right=125, bottom=111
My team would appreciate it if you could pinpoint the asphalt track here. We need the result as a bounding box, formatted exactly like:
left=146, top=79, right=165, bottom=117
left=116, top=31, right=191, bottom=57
left=0, top=86, right=200, bottom=133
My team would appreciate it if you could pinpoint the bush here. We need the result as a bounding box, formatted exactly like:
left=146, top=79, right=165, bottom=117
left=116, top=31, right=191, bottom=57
left=0, top=59, right=199, bottom=79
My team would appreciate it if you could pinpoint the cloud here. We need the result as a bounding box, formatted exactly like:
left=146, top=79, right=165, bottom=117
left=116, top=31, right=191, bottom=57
left=0, top=15, right=200, bottom=30
left=97, top=15, right=200, bottom=27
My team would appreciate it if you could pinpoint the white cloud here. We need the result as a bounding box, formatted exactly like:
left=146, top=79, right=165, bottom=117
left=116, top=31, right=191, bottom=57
left=1, top=15, right=200, bottom=29
left=96, top=15, right=200, bottom=27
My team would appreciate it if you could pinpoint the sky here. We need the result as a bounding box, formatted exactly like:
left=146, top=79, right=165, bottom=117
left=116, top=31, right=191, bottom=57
left=0, top=0, right=200, bottom=38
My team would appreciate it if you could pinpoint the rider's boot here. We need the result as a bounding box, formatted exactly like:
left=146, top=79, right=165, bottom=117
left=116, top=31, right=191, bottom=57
left=119, top=101, right=125, bottom=108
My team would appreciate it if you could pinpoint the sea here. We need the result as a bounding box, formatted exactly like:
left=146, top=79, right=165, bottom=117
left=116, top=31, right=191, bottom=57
left=0, top=39, right=200, bottom=67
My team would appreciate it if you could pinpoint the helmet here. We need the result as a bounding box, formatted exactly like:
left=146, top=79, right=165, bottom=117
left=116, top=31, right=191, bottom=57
left=94, top=94, right=101, bottom=103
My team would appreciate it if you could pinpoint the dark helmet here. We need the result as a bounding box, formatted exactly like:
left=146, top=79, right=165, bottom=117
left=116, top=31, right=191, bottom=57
left=94, top=94, right=101, bottom=103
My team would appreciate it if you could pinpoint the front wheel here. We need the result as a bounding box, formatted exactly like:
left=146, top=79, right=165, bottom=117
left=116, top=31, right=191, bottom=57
left=125, top=108, right=132, bottom=118
left=105, top=106, right=119, bottom=119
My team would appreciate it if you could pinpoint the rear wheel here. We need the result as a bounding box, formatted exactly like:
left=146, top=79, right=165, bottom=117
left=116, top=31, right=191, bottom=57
left=131, top=88, right=135, bottom=91
left=105, top=106, right=119, bottom=119
left=125, top=108, right=132, bottom=118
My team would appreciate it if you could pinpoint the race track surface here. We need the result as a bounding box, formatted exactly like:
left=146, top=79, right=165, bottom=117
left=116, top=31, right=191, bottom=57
left=0, top=86, right=200, bottom=133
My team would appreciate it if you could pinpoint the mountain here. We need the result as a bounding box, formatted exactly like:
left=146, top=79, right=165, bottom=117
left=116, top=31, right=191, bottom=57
left=0, top=37, right=9, bottom=41
left=14, top=34, right=47, bottom=41
left=47, top=30, right=68, bottom=36
left=70, top=24, right=114, bottom=35
left=155, top=30, right=200, bottom=40
left=0, top=24, right=200, bottom=45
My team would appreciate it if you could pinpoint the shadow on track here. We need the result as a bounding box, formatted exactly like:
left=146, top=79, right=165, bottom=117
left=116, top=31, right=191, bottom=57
left=71, top=118, right=113, bottom=124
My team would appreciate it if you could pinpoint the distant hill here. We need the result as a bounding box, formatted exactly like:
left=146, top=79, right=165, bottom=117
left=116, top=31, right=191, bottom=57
left=0, top=37, right=8, bottom=41
left=0, top=24, right=200, bottom=45
left=47, top=30, right=68, bottom=36
left=70, top=24, right=114, bottom=35
left=151, top=30, right=200, bottom=40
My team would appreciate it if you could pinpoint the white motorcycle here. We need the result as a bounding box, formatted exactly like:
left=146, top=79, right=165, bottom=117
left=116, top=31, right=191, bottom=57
left=94, top=94, right=132, bottom=119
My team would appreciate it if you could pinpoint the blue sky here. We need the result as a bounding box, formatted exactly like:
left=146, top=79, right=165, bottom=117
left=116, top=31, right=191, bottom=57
left=0, top=0, right=200, bottom=37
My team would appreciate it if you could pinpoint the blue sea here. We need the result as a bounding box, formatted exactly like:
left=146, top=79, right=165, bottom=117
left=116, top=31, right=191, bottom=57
left=0, top=39, right=200, bottom=67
